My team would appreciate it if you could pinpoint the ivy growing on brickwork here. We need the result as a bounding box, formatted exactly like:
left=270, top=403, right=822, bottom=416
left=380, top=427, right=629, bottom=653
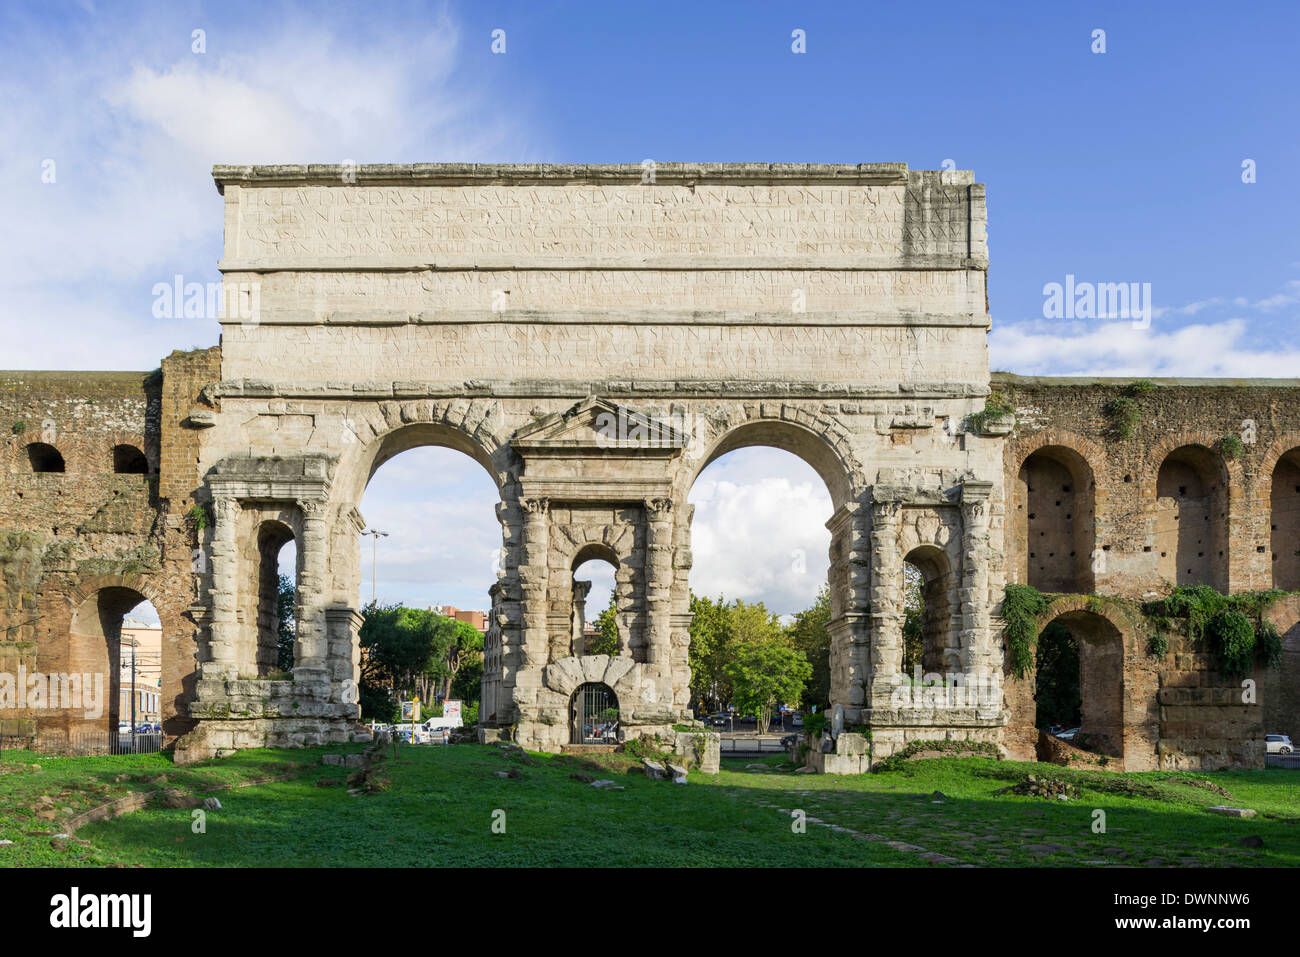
left=1002, top=582, right=1287, bottom=680
left=1002, top=584, right=1049, bottom=678
left=1103, top=380, right=1157, bottom=440
left=1219, top=433, right=1245, bottom=461
left=1141, top=585, right=1285, bottom=678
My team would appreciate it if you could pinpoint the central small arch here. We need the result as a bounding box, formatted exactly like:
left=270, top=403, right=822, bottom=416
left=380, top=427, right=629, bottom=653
left=571, top=682, right=619, bottom=744
left=570, top=542, right=619, bottom=658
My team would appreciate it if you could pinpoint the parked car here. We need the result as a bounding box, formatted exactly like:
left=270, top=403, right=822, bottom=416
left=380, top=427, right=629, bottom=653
left=780, top=733, right=799, bottom=749
left=1266, top=733, right=1294, bottom=754
left=791, top=713, right=804, bottom=728
left=1056, top=727, right=1081, bottom=741
left=707, top=713, right=727, bottom=727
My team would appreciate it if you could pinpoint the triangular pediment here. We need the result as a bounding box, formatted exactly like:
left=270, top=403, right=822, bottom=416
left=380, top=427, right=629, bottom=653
left=511, top=396, right=691, bottom=454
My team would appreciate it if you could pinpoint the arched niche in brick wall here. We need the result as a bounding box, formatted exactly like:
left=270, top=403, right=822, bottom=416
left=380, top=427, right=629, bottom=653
left=1014, top=445, right=1095, bottom=594
left=1154, top=445, right=1229, bottom=591
left=1270, top=448, right=1300, bottom=590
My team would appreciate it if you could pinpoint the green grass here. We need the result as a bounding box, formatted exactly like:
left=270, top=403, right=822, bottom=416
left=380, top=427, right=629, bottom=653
left=3, top=745, right=1296, bottom=868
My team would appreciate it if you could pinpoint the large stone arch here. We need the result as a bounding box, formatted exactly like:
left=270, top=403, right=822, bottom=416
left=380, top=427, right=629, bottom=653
left=678, top=410, right=862, bottom=510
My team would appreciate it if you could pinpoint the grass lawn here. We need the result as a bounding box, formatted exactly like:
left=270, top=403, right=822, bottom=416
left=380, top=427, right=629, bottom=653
left=1, top=743, right=1296, bottom=867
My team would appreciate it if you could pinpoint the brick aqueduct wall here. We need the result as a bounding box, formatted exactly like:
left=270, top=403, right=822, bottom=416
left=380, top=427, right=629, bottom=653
left=2, top=361, right=1298, bottom=769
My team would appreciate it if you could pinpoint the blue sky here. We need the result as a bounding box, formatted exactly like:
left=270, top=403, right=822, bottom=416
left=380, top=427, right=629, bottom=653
left=2, top=0, right=1296, bottom=616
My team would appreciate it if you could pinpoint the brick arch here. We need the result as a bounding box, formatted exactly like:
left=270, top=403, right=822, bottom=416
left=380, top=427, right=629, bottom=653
left=1254, top=433, right=1300, bottom=506
left=1031, top=597, right=1135, bottom=760
left=1010, top=429, right=1107, bottom=487
left=1141, top=433, right=1242, bottom=504
left=1035, top=595, right=1141, bottom=656
left=106, top=431, right=152, bottom=474
left=1257, top=434, right=1300, bottom=589
left=678, top=405, right=864, bottom=509
left=1144, top=435, right=1237, bottom=591
left=66, top=572, right=164, bottom=613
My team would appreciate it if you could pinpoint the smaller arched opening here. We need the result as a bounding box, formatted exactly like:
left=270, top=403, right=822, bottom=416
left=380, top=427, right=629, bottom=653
left=902, top=545, right=958, bottom=678
left=239, top=519, right=299, bottom=677
left=1271, top=448, right=1300, bottom=589
left=571, top=682, right=619, bottom=745
left=112, top=444, right=149, bottom=474
left=1015, top=445, right=1096, bottom=592
left=27, top=442, right=65, bottom=473
left=570, top=543, right=619, bottom=658
left=1155, top=445, right=1228, bottom=589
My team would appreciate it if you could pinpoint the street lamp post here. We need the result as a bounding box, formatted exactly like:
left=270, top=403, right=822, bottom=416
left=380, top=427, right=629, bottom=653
left=362, top=528, right=388, bottom=604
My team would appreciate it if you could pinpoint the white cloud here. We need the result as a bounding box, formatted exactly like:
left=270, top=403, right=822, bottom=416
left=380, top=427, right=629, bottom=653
left=990, top=317, right=1300, bottom=378
left=688, top=449, right=832, bottom=615
left=0, top=8, right=537, bottom=369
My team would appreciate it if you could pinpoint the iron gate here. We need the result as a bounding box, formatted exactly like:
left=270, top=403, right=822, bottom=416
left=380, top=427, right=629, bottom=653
left=572, top=682, right=618, bottom=744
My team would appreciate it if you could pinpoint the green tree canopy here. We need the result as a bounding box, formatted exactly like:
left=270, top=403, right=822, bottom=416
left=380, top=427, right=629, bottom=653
left=725, top=640, right=812, bottom=735
left=588, top=592, right=619, bottom=656
left=784, top=584, right=830, bottom=711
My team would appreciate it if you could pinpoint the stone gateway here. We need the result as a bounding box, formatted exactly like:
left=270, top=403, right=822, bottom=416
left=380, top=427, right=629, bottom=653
left=1, top=163, right=1295, bottom=770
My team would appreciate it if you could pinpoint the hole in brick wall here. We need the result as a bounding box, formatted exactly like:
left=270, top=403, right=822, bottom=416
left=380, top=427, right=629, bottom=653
left=1102, top=545, right=1110, bottom=551
left=1124, top=474, right=1132, bottom=483
left=1258, top=546, right=1266, bottom=553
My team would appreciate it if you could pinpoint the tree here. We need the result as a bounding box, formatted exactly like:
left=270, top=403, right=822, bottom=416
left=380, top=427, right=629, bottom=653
left=451, top=654, right=483, bottom=704
left=725, top=640, right=812, bottom=735
left=728, top=599, right=783, bottom=646
left=1034, top=621, right=1081, bottom=728
left=358, top=603, right=454, bottom=717
left=784, top=585, right=830, bottom=711
left=688, top=593, right=730, bottom=711
left=588, top=592, right=619, bottom=656
left=276, top=574, right=296, bottom=673
left=438, top=618, right=484, bottom=702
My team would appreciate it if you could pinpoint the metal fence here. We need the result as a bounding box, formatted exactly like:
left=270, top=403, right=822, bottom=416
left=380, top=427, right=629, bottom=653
left=0, top=731, right=165, bottom=759
left=719, top=736, right=790, bottom=755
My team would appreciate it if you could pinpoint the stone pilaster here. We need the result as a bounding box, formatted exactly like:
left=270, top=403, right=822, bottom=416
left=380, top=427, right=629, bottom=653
left=520, top=497, right=550, bottom=669
left=959, top=480, right=995, bottom=676
left=826, top=502, right=867, bottom=719
left=644, top=498, right=674, bottom=667
left=866, top=498, right=904, bottom=710
left=206, top=495, right=240, bottom=679
left=294, top=498, right=330, bottom=684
